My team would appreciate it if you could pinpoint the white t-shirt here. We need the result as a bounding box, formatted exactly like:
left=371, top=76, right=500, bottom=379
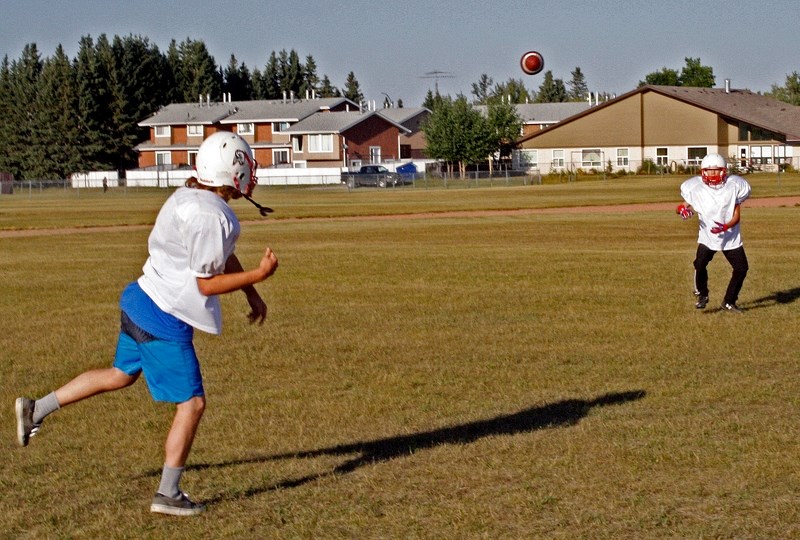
left=680, top=174, right=751, bottom=251
left=138, top=187, right=240, bottom=335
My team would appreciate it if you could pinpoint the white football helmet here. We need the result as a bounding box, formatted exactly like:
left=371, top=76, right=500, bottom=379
left=700, top=153, right=728, bottom=189
left=195, top=132, right=258, bottom=196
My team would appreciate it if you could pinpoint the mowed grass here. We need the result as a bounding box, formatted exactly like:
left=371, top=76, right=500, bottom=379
left=1, top=176, right=799, bottom=538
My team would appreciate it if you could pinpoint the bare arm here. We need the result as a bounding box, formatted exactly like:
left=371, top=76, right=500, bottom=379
left=196, top=248, right=278, bottom=324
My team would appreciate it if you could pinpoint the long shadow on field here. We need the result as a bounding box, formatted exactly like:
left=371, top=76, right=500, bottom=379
left=741, top=286, right=800, bottom=311
left=193, top=389, right=645, bottom=505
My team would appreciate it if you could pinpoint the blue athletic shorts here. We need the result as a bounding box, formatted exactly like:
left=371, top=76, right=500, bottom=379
left=113, top=330, right=205, bottom=403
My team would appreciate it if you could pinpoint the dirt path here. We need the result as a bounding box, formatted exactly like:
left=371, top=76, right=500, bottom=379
left=2, top=196, right=798, bottom=238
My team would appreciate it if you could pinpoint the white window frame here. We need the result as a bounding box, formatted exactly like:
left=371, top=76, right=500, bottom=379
left=293, top=161, right=307, bottom=168
left=656, top=147, right=668, bottom=166
left=552, top=149, right=565, bottom=169
left=616, top=148, right=629, bottom=167
left=308, top=134, right=333, bottom=153
left=581, top=148, right=602, bottom=168
left=273, top=149, right=290, bottom=165
left=188, top=151, right=198, bottom=167
left=155, top=151, right=171, bottom=167
left=292, top=136, right=303, bottom=153
left=237, top=123, right=254, bottom=135
left=272, top=122, right=290, bottom=133
left=187, top=124, right=203, bottom=137
left=155, top=125, right=171, bottom=138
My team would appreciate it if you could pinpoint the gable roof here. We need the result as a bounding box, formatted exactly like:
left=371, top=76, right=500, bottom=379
left=650, top=85, right=800, bottom=142
left=518, top=85, right=800, bottom=144
left=284, top=111, right=411, bottom=135
left=376, top=106, right=430, bottom=125
left=138, top=97, right=358, bottom=127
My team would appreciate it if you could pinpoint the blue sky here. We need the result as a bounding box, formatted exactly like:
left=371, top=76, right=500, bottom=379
left=1, top=0, right=798, bottom=107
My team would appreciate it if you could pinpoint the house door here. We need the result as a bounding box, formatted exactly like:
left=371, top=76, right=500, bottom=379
left=369, top=146, right=381, bottom=164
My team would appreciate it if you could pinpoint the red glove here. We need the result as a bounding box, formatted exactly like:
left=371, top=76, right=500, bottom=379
left=676, top=204, right=694, bottom=220
left=710, top=221, right=729, bottom=234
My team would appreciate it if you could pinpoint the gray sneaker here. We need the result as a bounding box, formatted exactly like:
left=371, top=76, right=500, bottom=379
left=15, top=397, right=40, bottom=447
left=695, top=295, right=709, bottom=309
left=150, top=491, right=205, bottom=516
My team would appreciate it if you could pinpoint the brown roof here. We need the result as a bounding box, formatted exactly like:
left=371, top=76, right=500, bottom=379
left=518, top=84, right=800, bottom=144
left=651, top=85, right=800, bottom=142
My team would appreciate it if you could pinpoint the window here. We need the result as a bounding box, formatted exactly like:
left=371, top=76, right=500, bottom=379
left=581, top=149, right=601, bottom=168
left=616, top=148, right=629, bottom=167
left=272, top=122, right=290, bottom=133
left=552, top=150, right=564, bottom=168
left=517, top=149, right=538, bottom=169
left=369, top=146, right=381, bottom=163
left=273, top=149, right=289, bottom=165
left=308, top=134, right=333, bottom=153
left=155, top=151, right=171, bottom=167
left=187, top=124, right=203, bottom=137
left=155, top=126, right=171, bottom=138
left=687, top=147, right=707, bottom=165
left=656, top=148, right=668, bottom=166
left=188, top=151, right=198, bottom=167
left=237, top=123, right=254, bottom=135
left=292, top=136, right=303, bottom=153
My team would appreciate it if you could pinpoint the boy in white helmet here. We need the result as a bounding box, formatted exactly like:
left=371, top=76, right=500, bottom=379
left=14, top=132, right=278, bottom=516
left=676, top=153, right=751, bottom=313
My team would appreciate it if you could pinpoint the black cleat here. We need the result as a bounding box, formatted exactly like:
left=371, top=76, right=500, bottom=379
left=720, top=303, right=743, bottom=314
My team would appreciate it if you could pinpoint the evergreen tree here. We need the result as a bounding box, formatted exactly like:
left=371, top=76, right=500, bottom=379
left=164, top=40, right=183, bottom=104
left=535, top=71, right=568, bottom=103
left=0, top=56, right=15, bottom=176
left=490, top=78, right=532, bottom=104
left=222, top=54, right=253, bottom=100
left=422, top=89, right=446, bottom=111
left=112, top=34, right=171, bottom=168
left=176, top=38, right=222, bottom=102
left=568, top=67, right=589, bottom=102
left=7, top=44, right=44, bottom=179
left=317, top=74, right=340, bottom=98
left=32, top=45, right=81, bottom=178
left=342, top=71, right=364, bottom=104
left=300, top=54, right=319, bottom=98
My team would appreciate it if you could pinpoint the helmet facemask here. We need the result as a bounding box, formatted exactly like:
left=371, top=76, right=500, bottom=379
left=699, top=153, right=728, bottom=189
left=701, top=167, right=727, bottom=189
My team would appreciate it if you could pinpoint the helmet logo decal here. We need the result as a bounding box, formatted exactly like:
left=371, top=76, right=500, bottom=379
left=232, top=150, right=247, bottom=167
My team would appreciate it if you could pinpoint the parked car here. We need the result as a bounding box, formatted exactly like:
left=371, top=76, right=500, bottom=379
left=342, top=165, right=401, bottom=188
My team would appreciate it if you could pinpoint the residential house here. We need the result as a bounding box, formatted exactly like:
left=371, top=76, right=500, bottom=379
left=135, top=96, right=358, bottom=170
left=376, top=107, right=431, bottom=159
left=285, top=110, right=411, bottom=169
left=515, top=84, right=800, bottom=174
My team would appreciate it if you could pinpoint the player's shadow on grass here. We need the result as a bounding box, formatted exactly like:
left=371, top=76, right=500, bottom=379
left=193, top=389, right=646, bottom=504
left=705, top=286, right=800, bottom=313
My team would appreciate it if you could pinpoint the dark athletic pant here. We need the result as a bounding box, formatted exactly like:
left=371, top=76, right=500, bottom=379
left=693, top=244, right=749, bottom=306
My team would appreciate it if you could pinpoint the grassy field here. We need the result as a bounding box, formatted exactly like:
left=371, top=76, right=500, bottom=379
left=2, top=175, right=799, bottom=538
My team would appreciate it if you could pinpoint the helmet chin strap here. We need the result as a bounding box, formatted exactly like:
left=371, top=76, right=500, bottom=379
left=241, top=192, right=273, bottom=217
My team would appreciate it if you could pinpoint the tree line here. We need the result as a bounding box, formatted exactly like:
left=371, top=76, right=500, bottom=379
left=1, top=36, right=798, bottom=181
left=0, top=35, right=364, bottom=180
